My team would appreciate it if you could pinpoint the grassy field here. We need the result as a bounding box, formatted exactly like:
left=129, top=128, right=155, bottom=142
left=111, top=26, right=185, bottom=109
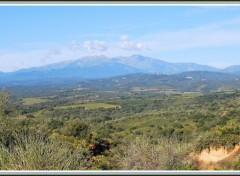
left=22, top=97, right=49, bottom=105
left=54, top=103, right=120, bottom=110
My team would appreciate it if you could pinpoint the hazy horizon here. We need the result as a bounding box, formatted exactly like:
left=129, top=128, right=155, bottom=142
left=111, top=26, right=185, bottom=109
left=0, top=54, right=237, bottom=73
left=1, top=5, right=240, bottom=72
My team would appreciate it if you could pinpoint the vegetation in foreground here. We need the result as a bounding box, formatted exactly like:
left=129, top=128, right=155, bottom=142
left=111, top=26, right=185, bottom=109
left=0, top=88, right=240, bottom=170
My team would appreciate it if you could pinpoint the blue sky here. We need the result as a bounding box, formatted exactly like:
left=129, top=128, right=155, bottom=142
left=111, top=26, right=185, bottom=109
left=1, top=5, right=240, bottom=72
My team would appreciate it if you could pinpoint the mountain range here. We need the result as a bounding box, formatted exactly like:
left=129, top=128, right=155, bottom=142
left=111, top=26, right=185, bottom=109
left=0, top=55, right=240, bottom=84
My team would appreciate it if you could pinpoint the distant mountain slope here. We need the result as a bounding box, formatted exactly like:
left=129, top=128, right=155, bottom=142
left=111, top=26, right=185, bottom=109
left=0, top=55, right=239, bottom=84
left=8, top=61, right=138, bottom=80
left=173, top=63, right=218, bottom=73
left=114, top=55, right=218, bottom=74
left=223, top=65, right=240, bottom=73
left=1, top=56, right=139, bottom=83
left=78, top=71, right=240, bottom=93
left=114, top=55, right=172, bottom=73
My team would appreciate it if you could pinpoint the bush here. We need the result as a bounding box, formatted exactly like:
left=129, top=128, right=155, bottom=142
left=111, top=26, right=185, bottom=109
left=0, top=132, right=92, bottom=170
left=61, top=119, right=90, bottom=139
left=115, top=136, right=192, bottom=170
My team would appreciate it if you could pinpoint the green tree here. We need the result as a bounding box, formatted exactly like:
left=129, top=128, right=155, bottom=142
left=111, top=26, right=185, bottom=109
left=61, top=119, right=90, bottom=139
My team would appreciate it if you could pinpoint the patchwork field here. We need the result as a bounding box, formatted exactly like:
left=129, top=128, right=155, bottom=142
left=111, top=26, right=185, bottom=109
left=22, top=97, right=49, bottom=105
left=54, top=102, right=120, bottom=110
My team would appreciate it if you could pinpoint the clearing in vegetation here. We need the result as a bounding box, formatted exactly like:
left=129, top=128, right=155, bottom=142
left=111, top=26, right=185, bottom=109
left=22, top=97, right=49, bottom=105
left=54, top=102, right=120, bottom=110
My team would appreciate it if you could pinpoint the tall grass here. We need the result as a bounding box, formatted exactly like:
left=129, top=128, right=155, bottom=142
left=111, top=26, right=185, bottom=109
left=0, top=132, right=91, bottom=170
left=115, top=136, right=194, bottom=170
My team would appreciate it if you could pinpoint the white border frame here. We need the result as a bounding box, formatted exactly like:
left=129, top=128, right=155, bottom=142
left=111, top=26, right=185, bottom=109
left=0, top=1, right=240, bottom=175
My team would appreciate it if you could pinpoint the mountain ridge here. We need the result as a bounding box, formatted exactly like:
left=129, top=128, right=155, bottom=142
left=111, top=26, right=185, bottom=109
left=0, top=55, right=239, bottom=83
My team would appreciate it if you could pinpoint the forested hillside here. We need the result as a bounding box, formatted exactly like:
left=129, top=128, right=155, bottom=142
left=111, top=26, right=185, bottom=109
left=0, top=87, right=240, bottom=170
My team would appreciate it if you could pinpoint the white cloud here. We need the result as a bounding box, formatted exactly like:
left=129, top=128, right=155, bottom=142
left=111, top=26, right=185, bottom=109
left=69, top=40, right=81, bottom=51
left=119, top=34, right=149, bottom=51
left=82, top=40, right=108, bottom=53
left=0, top=47, right=85, bottom=72
left=0, top=50, right=47, bottom=72
left=120, top=35, right=129, bottom=40
left=120, top=40, right=148, bottom=51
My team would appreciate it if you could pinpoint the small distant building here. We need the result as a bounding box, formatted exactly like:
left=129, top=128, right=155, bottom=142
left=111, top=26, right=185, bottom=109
left=186, top=76, right=193, bottom=80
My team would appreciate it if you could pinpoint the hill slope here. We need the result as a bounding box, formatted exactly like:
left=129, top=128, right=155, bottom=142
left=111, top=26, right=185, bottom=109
left=77, top=71, right=240, bottom=93
left=223, top=65, right=240, bottom=73
left=0, top=55, right=222, bottom=83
